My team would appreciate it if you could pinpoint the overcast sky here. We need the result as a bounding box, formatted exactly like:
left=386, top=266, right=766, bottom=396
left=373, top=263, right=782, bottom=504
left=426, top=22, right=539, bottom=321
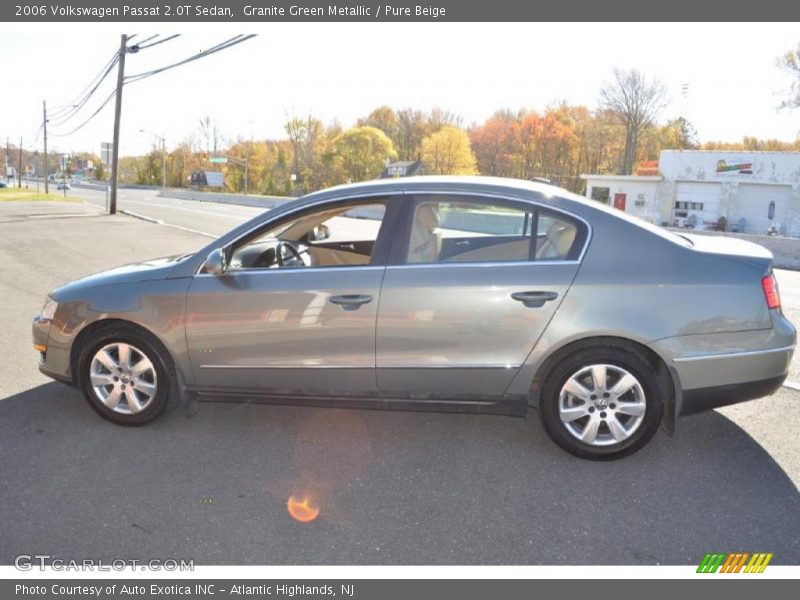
left=1, top=22, right=799, bottom=157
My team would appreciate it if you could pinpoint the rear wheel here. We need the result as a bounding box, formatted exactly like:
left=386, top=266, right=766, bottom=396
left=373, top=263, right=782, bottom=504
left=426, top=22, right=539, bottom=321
left=78, top=325, right=176, bottom=425
left=539, top=345, right=663, bottom=460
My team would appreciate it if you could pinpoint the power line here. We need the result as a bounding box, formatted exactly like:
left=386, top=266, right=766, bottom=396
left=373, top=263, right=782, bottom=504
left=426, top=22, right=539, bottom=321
left=47, top=55, right=119, bottom=128
left=134, top=34, right=159, bottom=46
left=124, top=35, right=255, bottom=84
left=133, top=34, right=181, bottom=51
left=47, top=52, right=119, bottom=120
left=49, top=89, right=117, bottom=137
left=49, top=35, right=255, bottom=138
left=30, top=123, right=44, bottom=146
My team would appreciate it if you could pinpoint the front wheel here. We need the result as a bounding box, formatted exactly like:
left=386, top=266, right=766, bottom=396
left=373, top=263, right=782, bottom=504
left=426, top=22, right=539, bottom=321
left=538, top=345, right=664, bottom=460
left=78, top=326, right=176, bottom=425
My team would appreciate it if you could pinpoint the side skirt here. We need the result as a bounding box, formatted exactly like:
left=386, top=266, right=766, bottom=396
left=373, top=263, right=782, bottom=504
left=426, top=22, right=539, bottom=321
left=188, top=387, right=527, bottom=416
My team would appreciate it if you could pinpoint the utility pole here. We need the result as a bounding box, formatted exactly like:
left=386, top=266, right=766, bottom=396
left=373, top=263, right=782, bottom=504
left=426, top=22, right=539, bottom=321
left=161, top=135, right=166, bottom=195
left=18, top=137, right=22, bottom=188
left=43, top=100, right=49, bottom=194
left=4, top=137, right=8, bottom=185
left=109, top=34, right=127, bottom=215
left=244, top=157, right=249, bottom=196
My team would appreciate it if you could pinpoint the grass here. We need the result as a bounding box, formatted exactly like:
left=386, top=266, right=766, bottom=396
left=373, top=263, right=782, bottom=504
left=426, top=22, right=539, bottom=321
left=0, top=186, right=82, bottom=202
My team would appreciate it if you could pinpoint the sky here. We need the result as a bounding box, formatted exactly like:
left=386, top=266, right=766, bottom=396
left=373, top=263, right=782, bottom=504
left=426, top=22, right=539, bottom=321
left=0, top=22, right=799, bottom=158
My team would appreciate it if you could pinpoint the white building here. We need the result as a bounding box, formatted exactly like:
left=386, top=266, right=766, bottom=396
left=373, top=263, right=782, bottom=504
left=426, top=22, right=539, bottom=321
left=581, top=150, right=800, bottom=236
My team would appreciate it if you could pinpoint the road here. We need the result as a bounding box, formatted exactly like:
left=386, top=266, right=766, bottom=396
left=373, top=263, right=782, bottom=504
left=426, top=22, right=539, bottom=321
left=73, top=184, right=267, bottom=237
left=0, top=200, right=798, bottom=565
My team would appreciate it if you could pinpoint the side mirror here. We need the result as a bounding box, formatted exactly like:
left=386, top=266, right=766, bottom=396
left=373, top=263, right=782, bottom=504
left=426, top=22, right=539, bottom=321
left=309, top=224, right=330, bottom=242
left=203, top=248, right=227, bottom=276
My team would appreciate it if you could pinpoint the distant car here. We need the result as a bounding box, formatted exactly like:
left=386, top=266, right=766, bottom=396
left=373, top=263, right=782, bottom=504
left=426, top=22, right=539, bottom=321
left=56, top=183, right=70, bottom=190
left=32, top=176, right=796, bottom=460
left=0, top=180, right=7, bottom=188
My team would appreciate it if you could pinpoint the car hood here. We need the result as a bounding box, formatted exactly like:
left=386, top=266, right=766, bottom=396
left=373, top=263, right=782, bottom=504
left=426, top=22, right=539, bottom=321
left=51, top=254, right=189, bottom=297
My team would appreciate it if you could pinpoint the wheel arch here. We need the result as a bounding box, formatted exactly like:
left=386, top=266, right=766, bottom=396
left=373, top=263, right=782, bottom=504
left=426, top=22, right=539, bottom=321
left=70, top=318, right=178, bottom=385
left=529, top=335, right=679, bottom=435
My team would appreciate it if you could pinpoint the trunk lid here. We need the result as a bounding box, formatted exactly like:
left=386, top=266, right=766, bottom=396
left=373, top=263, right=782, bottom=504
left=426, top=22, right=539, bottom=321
left=682, top=233, right=773, bottom=271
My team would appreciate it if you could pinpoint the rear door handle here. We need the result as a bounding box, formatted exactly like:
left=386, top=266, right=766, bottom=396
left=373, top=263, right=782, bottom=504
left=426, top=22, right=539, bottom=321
left=329, top=294, right=373, bottom=310
left=511, top=291, right=559, bottom=308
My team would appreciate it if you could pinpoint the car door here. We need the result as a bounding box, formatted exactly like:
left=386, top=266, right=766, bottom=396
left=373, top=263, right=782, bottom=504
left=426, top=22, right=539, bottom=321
left=376, top=193, right=587, bottom=402
left=184, top=196, right=400, bottom=398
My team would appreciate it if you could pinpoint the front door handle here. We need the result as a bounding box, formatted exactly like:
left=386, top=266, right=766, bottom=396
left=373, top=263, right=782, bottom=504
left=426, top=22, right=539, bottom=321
left=511, top=290, right=559, bottom=308
left=329, top=294, right=373, bottom=310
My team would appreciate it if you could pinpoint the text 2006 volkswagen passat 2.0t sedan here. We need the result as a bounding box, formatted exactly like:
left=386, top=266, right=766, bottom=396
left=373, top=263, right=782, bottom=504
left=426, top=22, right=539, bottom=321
left=33, top=177, right=796, bottom=459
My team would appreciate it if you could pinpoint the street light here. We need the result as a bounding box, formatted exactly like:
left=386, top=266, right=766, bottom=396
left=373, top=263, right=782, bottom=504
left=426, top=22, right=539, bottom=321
left=139, top=129, right=166, bottom=195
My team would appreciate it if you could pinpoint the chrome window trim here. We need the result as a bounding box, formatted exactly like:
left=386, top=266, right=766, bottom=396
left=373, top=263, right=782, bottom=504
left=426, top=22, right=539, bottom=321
left=378, top=363, right=521, bottom=369
left=386, top=260, right=578, bottom=270
left=194, top=186, right=593, bottom=275
left=194, top=265, right=386, bottom=278
left=201, top=363, right=521, bottom=370
left=672, top=345, right=796, bottom=363
left=201, top=364, right=373, bottom=369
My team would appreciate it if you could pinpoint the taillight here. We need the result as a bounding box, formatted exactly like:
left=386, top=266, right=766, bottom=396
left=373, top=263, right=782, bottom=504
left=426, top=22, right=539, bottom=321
left=762, top=273, right=781, bottom=310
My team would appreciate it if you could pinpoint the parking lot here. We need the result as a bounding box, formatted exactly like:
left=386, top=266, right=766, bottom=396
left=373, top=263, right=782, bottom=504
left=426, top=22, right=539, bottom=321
left=1, top=200, right=798, bottom=565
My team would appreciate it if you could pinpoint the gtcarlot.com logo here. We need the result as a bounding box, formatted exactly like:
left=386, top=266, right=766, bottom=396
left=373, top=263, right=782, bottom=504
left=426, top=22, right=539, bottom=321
left=14, top=554, right=194, bottom=571
left=697, top=552, right=773, bottom=573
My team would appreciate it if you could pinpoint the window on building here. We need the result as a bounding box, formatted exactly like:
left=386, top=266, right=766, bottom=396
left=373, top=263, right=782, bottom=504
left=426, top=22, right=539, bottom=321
left=590, top=186, right=610, bottom=204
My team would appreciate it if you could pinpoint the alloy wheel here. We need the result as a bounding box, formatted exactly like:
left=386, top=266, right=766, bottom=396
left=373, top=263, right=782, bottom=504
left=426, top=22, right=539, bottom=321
left=558, top=363, right=646, bottom=446
left=89, top=342, right=158, bottom=415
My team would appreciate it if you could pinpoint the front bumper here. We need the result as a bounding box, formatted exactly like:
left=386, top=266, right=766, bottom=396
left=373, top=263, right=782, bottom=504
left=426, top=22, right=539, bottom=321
left=32, top=316, right=73, bottom=384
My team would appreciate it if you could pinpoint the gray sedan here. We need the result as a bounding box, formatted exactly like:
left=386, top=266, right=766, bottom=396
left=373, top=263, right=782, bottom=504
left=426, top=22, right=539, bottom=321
left=32, top=177, right=796, bottom=459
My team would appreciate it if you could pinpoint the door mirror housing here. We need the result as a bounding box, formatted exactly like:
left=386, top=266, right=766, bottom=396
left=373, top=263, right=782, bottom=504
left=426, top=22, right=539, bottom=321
left=203, top=248, right=227, bottom=276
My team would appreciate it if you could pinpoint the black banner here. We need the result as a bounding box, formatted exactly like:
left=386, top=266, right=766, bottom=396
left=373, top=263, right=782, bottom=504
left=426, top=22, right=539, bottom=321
left=3, top=0, right=800, bottom=22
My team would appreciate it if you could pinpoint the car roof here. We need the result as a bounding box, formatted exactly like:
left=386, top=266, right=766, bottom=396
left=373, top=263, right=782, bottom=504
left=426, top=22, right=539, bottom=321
left=301, top=175, right=565, bottom=200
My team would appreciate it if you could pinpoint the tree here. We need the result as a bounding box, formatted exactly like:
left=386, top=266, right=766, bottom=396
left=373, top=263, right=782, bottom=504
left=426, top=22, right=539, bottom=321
left=358, top=106, right=399, bottom=142
left=420, top=126, right=478, bottom=175
left=198, top=115, right=223, bottom=154
left=657, top=117, right=698, bottom=150
left=285, top=115, right=337, bottom=192
left=778, top=43, right=800, bottom=109
left=599, top=68, right=668, bottom=175
left=469, top=111, right=520, bottom=177
left=330, top=126, right=396, bottom=182
left=395, top=108, right=427, bottom=160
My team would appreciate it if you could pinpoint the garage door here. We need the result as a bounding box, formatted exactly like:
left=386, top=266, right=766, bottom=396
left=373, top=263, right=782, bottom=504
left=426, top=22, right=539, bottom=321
left=674, top=182, right=721, bottom=227
left=735, top=184, right=792, bottom=236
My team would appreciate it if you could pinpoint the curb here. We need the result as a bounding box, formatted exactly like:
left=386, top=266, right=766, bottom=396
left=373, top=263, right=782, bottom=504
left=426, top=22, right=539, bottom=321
left=120, top=210, right=164, bottom=225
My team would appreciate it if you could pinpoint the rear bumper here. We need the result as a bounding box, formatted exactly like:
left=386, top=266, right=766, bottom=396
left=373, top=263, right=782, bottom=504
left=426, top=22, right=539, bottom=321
left=650, top=320, right=795, bottom=418
left=680, top=374, right=786, bottom=415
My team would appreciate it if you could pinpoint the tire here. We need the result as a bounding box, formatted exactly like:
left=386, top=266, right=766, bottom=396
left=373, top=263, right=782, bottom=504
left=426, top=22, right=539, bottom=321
left=538, top=344, right=664, bottom=460
left=77, top=324, right=177, bottom=426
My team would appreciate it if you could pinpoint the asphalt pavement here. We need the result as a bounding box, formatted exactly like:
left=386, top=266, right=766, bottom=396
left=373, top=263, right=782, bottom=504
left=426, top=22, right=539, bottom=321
left=0, top=199, right=798, bottom=565
left=73, top=184, right=267, bottom=237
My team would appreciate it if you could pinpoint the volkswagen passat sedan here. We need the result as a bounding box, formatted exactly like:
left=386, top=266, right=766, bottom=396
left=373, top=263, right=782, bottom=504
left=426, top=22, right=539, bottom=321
left=33, top=177, right=796, bottom=459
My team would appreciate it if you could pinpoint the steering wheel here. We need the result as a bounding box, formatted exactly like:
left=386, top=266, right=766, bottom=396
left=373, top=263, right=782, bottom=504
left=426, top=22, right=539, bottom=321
left=276, top=240, right=305, bottom=267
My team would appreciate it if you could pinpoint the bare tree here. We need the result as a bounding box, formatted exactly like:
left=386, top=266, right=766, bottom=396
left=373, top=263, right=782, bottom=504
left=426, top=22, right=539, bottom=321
left=599, top=68, right=668, bottom=174
left=198, top=115, right=223, bottom=154
left=777, top=43, right=800, bottom=109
